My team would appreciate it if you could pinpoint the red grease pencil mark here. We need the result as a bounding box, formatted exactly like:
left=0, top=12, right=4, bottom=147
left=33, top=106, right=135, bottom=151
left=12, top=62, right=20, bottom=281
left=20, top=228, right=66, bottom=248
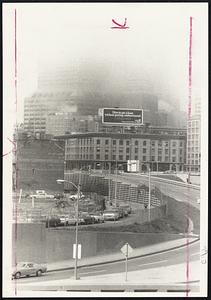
left=186, top=16, right=193, bottom=298
left=14, top=9, right=18, bottom=296
left=3, top=138, right=17, bottom=157
left=111, top=18, right=129, bottom=29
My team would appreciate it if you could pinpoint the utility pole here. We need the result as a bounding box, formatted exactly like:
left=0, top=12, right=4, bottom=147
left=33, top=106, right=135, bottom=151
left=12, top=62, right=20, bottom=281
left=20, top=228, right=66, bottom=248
left=148, top=167, right=151, bottom=222
left=108, top=162, right=111, bottom=205
left=75, top=171, right=81, bottom=280
left=114, top=159, right=118, bottom=207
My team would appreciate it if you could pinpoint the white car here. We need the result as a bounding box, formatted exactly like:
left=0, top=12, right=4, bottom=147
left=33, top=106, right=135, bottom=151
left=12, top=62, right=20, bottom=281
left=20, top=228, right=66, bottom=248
left=69, top=192, right=85, bottom=200
left=90, top=213, right=105, bottom=223
left=12, top=262, right=47, bottom=279
left=30, top=190, right=54, bottom=199
left=59, top=215, right=69, bottom=225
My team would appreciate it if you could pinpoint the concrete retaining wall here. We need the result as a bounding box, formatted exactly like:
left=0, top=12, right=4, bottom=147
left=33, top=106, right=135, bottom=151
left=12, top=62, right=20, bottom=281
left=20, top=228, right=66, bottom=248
left=12, top=224, right=181, bottom=264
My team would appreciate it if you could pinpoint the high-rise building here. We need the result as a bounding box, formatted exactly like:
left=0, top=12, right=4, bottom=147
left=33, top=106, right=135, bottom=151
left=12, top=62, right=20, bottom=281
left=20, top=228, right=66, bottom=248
left=186, top=101, right=201, bottom=173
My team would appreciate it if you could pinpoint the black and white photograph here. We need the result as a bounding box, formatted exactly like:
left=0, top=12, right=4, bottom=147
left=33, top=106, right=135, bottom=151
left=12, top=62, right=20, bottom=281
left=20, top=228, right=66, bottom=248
left=2, top=2, right=208, bottom=297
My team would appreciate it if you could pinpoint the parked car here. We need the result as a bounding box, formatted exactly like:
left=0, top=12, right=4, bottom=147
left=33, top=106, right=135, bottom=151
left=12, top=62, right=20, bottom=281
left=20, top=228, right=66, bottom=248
left=89, top=212, right=104, bottom=223
left=54, top=193, right=64, bottom=199
left=12, top=262, right=47, bottom=279
left=67, top=217, right=86, bottom=226
left=30, top=190, right=54, bottom=199
left=59, top=215, right=69, bottom=226
left=80, top=213, right=95, bottom=225
left=46, top=215, right=61, bottom=227
left=69, top=192, right=85, bottom=200
left=119, top=205, right=132, bottom=214
left=103, top=210, right=119, bottom=221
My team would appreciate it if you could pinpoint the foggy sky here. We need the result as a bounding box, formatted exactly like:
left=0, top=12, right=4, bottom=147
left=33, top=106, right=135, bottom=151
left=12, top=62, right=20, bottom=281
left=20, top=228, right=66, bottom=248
left=4, top=3, right=208, bottom=122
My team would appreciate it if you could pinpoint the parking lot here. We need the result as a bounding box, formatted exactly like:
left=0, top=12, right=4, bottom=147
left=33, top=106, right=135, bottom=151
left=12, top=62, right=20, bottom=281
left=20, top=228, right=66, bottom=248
left=12, top=190, right=134, bottom=228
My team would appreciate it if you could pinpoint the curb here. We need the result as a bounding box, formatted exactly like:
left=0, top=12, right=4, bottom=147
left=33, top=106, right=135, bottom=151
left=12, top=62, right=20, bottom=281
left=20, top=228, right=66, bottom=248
left=47, top=237, right=200, bottom=273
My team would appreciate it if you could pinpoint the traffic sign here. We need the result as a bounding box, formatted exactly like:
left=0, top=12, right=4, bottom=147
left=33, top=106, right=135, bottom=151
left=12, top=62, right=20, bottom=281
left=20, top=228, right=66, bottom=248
left=73, top=244, right=81, bottom=259
left=121, top=243, right=133, bottom=257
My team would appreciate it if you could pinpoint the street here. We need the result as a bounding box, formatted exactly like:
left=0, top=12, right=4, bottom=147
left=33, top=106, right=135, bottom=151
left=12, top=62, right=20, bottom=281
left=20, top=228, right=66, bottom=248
left=14, top=240, right=199, bottom=284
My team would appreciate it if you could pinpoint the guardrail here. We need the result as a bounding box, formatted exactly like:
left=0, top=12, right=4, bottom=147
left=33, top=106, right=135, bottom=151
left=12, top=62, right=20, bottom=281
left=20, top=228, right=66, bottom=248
left=119, top=173, right=200, bottom=191
left=19, top=284, right=199, bottom=293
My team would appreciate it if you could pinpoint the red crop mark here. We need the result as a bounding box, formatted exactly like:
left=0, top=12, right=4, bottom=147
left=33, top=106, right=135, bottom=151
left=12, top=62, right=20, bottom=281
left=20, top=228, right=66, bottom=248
left=111, top=18, right=129, bottom=29
left=3, top=138, right=17, bottom=157
left=186, top=16, right=193, bottom=298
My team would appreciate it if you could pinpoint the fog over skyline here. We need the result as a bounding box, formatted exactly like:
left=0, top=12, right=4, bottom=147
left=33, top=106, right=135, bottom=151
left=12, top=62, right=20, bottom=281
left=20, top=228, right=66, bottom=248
left=4, top=3, right=207, bottom=122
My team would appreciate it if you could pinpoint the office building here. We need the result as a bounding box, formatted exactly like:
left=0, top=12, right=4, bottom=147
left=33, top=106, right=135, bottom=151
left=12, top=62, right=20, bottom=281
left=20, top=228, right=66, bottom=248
left=56, top=127, right=186, bottom=173
left=186, top=102, right=201, bottom=173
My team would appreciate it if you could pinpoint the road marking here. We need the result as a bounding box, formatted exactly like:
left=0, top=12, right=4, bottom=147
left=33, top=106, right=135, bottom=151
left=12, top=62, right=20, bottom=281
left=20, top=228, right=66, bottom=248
left=79, top=269, right=106, bottom=276
left=138, top=259, right=167, bottom=267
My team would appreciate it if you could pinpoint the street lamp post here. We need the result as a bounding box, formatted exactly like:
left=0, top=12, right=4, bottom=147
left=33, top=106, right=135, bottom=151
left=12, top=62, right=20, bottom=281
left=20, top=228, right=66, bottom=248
left=56, top=175, right=81, bottom=280
left=148, top=167, right=151, bottom=222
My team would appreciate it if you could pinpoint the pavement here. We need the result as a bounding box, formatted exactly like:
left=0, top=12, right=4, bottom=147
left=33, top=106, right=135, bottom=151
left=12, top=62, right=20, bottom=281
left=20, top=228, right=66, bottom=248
left=46, top=235, right=199, bottom=272
left=19, top=260, right=200, bottom=287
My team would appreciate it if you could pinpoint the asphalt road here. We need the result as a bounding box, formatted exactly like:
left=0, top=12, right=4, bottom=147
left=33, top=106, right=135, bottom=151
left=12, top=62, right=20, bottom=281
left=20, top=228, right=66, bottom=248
left=14, top=240, right=200, bottom=284
left=117, top=174, right=200, bottom=209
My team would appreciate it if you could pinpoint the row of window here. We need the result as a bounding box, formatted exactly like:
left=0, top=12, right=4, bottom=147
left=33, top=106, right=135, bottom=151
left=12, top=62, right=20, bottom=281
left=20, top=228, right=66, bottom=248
left=66, top=146, right=183, bottom=155
left=187, top=160, right=200, bottom=165
left=95, top=139, right=184, bottom=147
left=66, top=153, right=183, bottom=163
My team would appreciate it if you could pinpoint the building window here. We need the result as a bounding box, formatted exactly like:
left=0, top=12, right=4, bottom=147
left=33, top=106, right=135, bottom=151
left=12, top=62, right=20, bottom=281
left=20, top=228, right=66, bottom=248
left=96, top=147, right=100, bottom=152
left=165, top=142, right=169, bottom=147
left=158, top=141, right=162, bottom=147
left=119, top=155, right=123, bottom=160
left=119, top=149, right=123, bottom=153
left=195, top=160, right=198, bottom=165
left=172, top=157, right=176, bottom=162
left=180, top=141, right=183, bottom=147
left=113, top=155, right=116, bottom=160
left=172, top=149, right=176, bottom=155
left=119, top=140, right=123, bottom=145
left=179, top=157, right=183, bottom=162
left=172, top=142, right=176, bottom=147
left=143, top=148, right=146, bottom=153
left=165, top=149, right=168, bottom=154
left=165, top=156, right=169, bottom=162
left=180, top=149, right=183, bottom=155
left=105, top=155, right=108, bottom=160
left=126, top=140, right=130, bottom=145
left=151, top=156, right=155, bottom=161
left=158, top=150, right=162, bottom=155
left=112, top=140, right=116, bottom=145
left=135, top=148, right=138, bottom=153
left=135, top=155, right=138, bottom=160
left=126, top=148, right=130, bottom=153
left=126, top=155, right=130, bottom=160
left=96, top=154, right=100, bottom=159
left=158, top=156, right=162, bottom=161
left=143, top=156, right=146, bottom=161
left=135, top=140, right=139, bottom=146
left=143, top=140, right=147, bottom=146
left=105, top=139, right=109, bottom=145
left=97, top=139, right=100, bottom=144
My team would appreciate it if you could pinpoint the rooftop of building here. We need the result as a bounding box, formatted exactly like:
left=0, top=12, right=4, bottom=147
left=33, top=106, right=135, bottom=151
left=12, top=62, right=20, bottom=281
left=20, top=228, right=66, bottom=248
left=55, top=127, right=187, bottom=140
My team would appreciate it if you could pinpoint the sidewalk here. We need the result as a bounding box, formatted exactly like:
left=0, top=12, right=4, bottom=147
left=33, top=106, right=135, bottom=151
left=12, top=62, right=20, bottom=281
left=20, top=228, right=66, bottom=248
left=47, top=236, right=199, bottom=272
left=22, top=260, right=200, bottom=287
